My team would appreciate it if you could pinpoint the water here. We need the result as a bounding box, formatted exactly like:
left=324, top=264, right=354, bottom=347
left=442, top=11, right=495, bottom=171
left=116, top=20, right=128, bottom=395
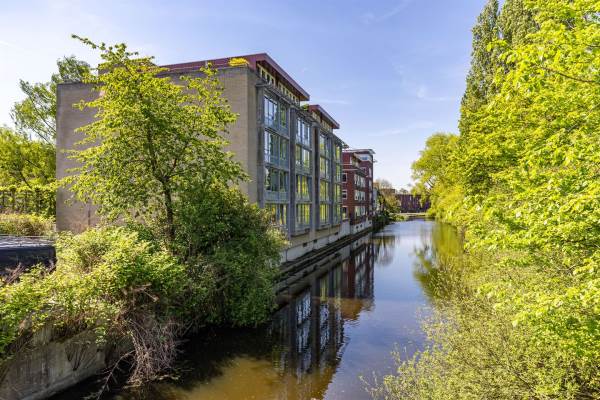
left=56, top=220, right=460, bottom=400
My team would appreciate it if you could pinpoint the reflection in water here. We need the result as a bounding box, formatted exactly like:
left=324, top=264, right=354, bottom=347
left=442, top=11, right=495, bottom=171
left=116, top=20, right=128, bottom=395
left=412, top=222, right=462, bottom=301
left=372, top=234, right=398, bottom=267
left=54, top=220, right=463, bottom=400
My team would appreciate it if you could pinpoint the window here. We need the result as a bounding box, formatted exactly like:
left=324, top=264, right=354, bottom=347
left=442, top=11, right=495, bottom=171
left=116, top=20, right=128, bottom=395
left=333, top=203, right=342, bottom=223
left=319, top=180, right=330, bottom=202
left=279, top=104, right=288, bottom=130
left=335, top=164, right=342, bottom=182
left=342, top=206, right=347, bottom=219
left=320, top=203, right=330, bottom=224
left=295, top=145, right=311, bottom=174
left=264, top=131, right=289, bottom=168
left=295, top=204, right=311, bottom=229
left=296, top=119, right=311, bottom=147
left=265, top=167, right=289, bottom=199
left=342, top=173, right=347, bottom=183
left=264, top=96, right=278, bottom=129
left=342, top=190, right=347, bottom=200
left=334, top=184, right=342, bottom=203
left=319, top=156, right=330, bottom=179
left=266, top=203, right=287, bottom=228
left=296, top=174, right=311, bottom=201
left=319, top=133, right=330, bottom=155
left=334, top=144, right=342, bottom=162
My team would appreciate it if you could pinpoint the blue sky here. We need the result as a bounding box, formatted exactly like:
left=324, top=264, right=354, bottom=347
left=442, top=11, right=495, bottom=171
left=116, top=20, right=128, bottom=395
left=0, top=0, right=484, bottom=189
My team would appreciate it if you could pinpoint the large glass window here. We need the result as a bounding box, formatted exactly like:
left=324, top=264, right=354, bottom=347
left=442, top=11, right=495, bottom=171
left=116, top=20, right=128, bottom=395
left=319, top=133, right=330, bottom=155
left=296, top=119, right=311, bottom=147
left=320, top=203, right=330, bottom=224
left=266, top=203, right=287, bottom=227
left=335, top=164, right=342, bottom=182
left=265, top=167, right=289, bottom=198
left=296, top=174, right=311, bottom=201
left=334, top=144, right=342, bottom=163
left=319, top=180, right=330, bottom=202
left=319, top=156, right=330, bottom=179
left=265, top=131, right=289, bottom=168
left=264, top=96, right=278, bottom=129
left=295, top=204, right=311, bottom=229
left=334, top=184, right=342, bottom=203
left=295, top=145, right=311, bottom=174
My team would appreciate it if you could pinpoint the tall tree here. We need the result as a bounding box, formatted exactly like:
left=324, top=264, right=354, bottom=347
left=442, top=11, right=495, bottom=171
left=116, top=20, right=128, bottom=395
left=460, top=0, right=500, bottom=126
left=11, top=56, right=89, bottom=144
left=67, top=37, right=245, bottom=242
left=498, top=0, right=538, bottom=47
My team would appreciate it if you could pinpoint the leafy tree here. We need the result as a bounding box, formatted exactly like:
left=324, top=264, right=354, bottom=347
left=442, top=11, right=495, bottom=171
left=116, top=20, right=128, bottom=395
left=0, top=127, right=54, bottom=187
left=497, top=0, right=538, bottom=47
left=460, top=0, right=499, bottom=123
left=11, top=56, right=89, bottom=145
left=385, top=0, right=600, bottom=398
left=66, top=36, right=245, bottom=242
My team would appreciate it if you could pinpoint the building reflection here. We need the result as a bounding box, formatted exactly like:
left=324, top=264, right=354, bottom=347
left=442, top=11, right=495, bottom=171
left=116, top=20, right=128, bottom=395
left=267, top=236, right=375, bottom=398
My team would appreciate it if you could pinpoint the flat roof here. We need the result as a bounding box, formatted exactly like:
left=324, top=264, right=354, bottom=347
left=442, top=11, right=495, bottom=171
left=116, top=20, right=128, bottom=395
left=344, top=148, right=376, bottom=155
left=307, top=104, right=340, bottom=129
left=161, top=53, right=310, bottom=101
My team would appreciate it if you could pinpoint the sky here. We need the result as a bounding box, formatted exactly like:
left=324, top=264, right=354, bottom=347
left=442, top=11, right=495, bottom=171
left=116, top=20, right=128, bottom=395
left=0, top=0, right=485, bottom=189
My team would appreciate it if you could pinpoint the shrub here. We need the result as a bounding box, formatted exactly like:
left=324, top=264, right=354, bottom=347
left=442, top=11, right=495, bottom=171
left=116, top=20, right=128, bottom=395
left=0, top=213, right=53, bottom=236
left=0, top=226, right=196, bottom=382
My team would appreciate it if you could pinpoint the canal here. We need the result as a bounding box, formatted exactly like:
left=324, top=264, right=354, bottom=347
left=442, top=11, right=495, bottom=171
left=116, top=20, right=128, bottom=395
left=54, top=219, right=460, bottom=400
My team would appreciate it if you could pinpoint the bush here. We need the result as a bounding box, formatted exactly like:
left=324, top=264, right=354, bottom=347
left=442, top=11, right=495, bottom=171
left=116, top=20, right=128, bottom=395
left=0, top=226, right=196, bottom=382
left=173, top=183, right=286, bottom=326
left=0, top=213, right=53, bottom=236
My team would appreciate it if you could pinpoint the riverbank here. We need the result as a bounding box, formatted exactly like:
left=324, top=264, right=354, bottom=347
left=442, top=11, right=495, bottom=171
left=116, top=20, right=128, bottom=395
left=52, top=220, right=438, bottom=400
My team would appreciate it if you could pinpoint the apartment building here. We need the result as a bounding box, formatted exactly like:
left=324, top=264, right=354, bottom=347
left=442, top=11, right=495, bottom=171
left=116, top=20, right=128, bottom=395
left=341, top=149, right=375, bottom=234
left=56, top=53, right=349, bottom=262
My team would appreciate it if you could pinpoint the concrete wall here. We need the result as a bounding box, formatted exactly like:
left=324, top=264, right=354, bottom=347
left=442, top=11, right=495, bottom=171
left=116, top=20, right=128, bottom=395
left=56, top=82, right=100, bottom=232
left=0, top=327, right=117, bottom=400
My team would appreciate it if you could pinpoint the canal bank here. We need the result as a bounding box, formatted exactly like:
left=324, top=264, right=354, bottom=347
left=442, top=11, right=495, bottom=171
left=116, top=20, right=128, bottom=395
left=50, top=219, right=459, bottom=400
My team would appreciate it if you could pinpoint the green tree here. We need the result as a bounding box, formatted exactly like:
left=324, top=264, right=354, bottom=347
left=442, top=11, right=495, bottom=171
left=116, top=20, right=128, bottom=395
left=11, top=56, right=89, bottom=145
left=497, top=0, right=537, bottom=47
left=0, top=127, right=55, bottom=187
left=66, top=36, right=245, bottom=242
left=460, top=0, right=499, bottom=123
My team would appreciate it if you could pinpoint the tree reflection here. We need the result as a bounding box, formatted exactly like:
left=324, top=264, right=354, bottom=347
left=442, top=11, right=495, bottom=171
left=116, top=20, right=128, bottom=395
left=372, top=234, right=398, bottom=267
left=412, top=223, right=463, bottom=301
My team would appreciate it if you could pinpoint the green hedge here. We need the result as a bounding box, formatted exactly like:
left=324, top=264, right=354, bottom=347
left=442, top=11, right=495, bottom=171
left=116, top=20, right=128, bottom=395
left=0, top=185, right=56, bottom=217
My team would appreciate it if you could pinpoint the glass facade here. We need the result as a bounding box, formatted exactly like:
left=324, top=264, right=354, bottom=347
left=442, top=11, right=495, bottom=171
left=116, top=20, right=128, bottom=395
left=265, top=93, right=291, bottom=230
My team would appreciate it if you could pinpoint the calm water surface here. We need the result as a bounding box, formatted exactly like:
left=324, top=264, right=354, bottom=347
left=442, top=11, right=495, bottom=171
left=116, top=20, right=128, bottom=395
left=56, top=220, right=459, bottom=400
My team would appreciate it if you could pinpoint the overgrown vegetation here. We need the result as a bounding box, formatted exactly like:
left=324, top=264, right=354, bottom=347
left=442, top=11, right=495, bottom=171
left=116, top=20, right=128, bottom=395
left=376, top=0, right=600, bottom=399
left=0, top=37, right=285, bottom=390
left=0, top=213, right=54, bottom=237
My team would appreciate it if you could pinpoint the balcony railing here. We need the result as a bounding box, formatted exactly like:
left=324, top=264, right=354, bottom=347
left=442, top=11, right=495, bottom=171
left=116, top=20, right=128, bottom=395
left=265, top=154, right=289, bottom=169
left=265, top=116, right=289, bottom=136
left=265, top=190, right=289, bottom=202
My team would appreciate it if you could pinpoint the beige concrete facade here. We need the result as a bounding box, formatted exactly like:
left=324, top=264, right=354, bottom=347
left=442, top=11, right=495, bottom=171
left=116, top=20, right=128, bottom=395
left=56, top=55, right=351, bottom=261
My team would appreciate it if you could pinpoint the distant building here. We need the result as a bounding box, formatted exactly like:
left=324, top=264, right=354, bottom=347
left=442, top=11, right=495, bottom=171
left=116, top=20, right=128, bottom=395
left=396, top=193, right=430, bottom=213
left=56, top=53, right=352, bottom=262
left=341, top=149, right=375, bottom=234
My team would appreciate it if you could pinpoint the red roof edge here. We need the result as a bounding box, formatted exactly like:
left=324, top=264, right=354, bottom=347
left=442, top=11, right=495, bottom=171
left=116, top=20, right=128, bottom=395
left=307, top=104, right=340, bottom=129
left=161, top=53, right=310, bottom=101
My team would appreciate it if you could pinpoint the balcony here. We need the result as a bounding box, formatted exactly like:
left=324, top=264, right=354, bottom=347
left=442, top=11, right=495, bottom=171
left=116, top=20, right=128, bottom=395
left=265, top=116, right=289, bottom=136
left=265, top=190, right=288, bottom=202
left=265, top=154, right=289, bottom=169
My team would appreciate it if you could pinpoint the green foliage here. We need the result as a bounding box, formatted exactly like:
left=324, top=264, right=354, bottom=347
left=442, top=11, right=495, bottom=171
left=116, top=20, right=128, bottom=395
left=0, top=213, right=53, bottom=236
left=0, top=184, right=56, bottom=217
left=0, top=227, right=191, bottom=358
left=11, top=56, right=89, bottom=145
left=396, top=0, right=600, bottom=398
left=0, top=127, right=54, bottom=187
left=66, top=37, right=244, bottom=242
